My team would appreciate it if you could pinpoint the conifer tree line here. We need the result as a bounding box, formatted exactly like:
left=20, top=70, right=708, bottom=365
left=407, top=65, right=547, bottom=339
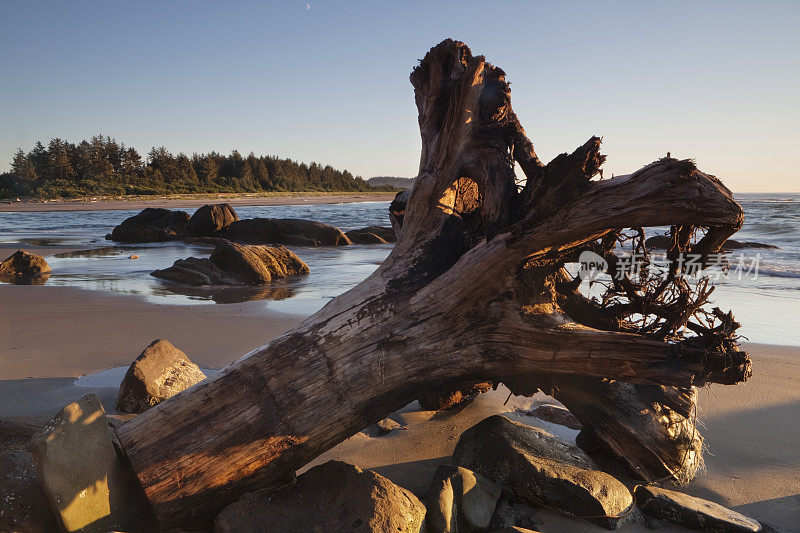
left=0, top=135, right=396, bottom=198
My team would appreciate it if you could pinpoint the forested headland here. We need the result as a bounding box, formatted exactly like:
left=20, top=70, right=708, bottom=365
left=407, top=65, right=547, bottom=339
left=0, top=136, right=398, bottom=199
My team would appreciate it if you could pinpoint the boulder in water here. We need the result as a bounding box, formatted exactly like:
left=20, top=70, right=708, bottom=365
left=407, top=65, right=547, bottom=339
left=187, top=203, right=239, bottom=236
left=452, top=415, right=633, bottom=529
left=346, top=226, right=397, bottom=244
left=215, top=460, right=426, bottom=532
left=221, top=217, right=352, bottom=246
left=108, top=207, right=189, bottom=242
left=115, top=339, right=207, bottom=414
left=151, top=241, right=309, bottom=286
left=0, top=249, right=51, bottom=283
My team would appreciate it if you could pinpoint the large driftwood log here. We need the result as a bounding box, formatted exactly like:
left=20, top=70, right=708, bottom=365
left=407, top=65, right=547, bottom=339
left=115, top=39, right=750, bottom=528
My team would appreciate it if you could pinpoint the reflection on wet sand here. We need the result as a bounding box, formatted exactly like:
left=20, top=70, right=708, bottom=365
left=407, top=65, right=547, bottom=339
left=52, top=247, right=131, bottom=258
left=0, top=272, right=51, bottom=285
left=152, top=280, right=297, bottom=304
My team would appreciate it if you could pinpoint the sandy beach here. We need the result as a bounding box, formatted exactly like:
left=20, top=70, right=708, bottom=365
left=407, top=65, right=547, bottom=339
left=0, top=192, right=398, bottom=213
left=1, top=281, right=797, bottom=531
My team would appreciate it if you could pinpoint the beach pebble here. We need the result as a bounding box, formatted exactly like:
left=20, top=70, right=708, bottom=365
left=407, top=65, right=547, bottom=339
left=635, top=485, right=762, bottom=532
left=0, top=450, right=59, bottom=532
left=426, top=464, right=502, bottom=533
left=29, top=393, right=157, bottom=532
left=128, top=254, right=139, bottom=259
left=453, top=415, right=634, bottom=530
left=376, top=417, right=402, bottom=435
left=115, top=339, right=206, bottom=414
left=215, top=460, right=425, bottom=532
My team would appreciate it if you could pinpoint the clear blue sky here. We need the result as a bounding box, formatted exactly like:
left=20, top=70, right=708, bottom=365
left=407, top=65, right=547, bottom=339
left=1, top=1, right=798, bottom=191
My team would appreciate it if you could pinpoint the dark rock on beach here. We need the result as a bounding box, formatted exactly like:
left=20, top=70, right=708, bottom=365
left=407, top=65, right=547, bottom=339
left=108, top=207, right=189, bottom=242
left=0, top=416, right=47, bottom=452
left=187, top=203, right=239, bottom=236
left=116, top=339, right=206, bottom=414
left=30, top=393, right=158, bottom=532
left=0, top=450, right=59, bottom=533
left=0, top=249, right=52, bottom=284
left=215, top=460, right=426, bottom=533
left=452, top=415, right=633, bottom=529
left=346, top=225, right=397, bottom=244
left=635, top=485, right=762, bottom=532
left=220, top=217, right=352, bottom=246
left=426, top=464, right=502, bottom=533
left=529, top=404, right=582, bottom=430
left=419, top=381, right=493, bottom=411
left=151, top=241, right=309, bottom=286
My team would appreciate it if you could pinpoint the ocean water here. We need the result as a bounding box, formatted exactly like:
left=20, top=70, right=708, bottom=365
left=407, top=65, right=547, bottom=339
left=0, top=194, right=798, bottom=345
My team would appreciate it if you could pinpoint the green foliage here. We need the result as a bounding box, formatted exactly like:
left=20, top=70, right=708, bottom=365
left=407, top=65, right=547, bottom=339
left=1, top=135, right=397, bottom=199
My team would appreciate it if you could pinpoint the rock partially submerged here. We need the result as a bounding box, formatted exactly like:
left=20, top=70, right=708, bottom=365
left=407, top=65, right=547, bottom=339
left=221, top=217, right=352, bottom=246
left=187, top=203, right=239, bottom=236
left=452, top=415, right=633, bottom=529
left=116, top=339, right=206, bottom=414
left=108, top=207, right=189, bottom=242
left=0, top=450, right=59, bottom=532
left=346, top=225, right=397, bottom=244
left=418, top=381, right=493, bottom=411
left=635, top=485, right=762, bottom=532
left=151, top=241, right=309, bottom=286
left=29, top=394, right=157, bottom=532
left=645, top=235, right=778, bottom=251
left=215, top=460, right=426, bottom=532
left=0, top=249, right=52, bottom=283
left=426, top=464, right=502, bottom=533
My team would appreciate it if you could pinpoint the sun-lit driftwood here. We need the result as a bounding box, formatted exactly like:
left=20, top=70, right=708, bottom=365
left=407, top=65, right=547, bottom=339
left=115, top=39, right=750, bottom=528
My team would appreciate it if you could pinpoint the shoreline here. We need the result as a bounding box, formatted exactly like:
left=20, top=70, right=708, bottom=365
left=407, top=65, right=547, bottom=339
left=0, top=191, right=398, bottom=213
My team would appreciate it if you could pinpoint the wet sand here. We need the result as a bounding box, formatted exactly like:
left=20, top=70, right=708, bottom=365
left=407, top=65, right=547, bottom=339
left=0, top=285, right=300, bottom=379
left=0, top=191, right=397, bottom=213
left=0, top=284, right=797, bottom=531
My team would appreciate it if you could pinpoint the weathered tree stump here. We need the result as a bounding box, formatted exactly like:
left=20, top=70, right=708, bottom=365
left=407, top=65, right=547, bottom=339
left=115, top=39, right=750, bottom=528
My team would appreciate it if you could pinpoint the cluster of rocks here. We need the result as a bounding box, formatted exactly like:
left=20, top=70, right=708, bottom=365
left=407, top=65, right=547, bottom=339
left=0, top=340, right=764, bottom=532
left=107, top=202, right=396, bottom=246
left=151, top=240, right=310, bottom=287
left=105, top=203, right=397, bottom=289
left=213, top=413, right=764, bottom=533
left=0, top=249, right=51, bottom=284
